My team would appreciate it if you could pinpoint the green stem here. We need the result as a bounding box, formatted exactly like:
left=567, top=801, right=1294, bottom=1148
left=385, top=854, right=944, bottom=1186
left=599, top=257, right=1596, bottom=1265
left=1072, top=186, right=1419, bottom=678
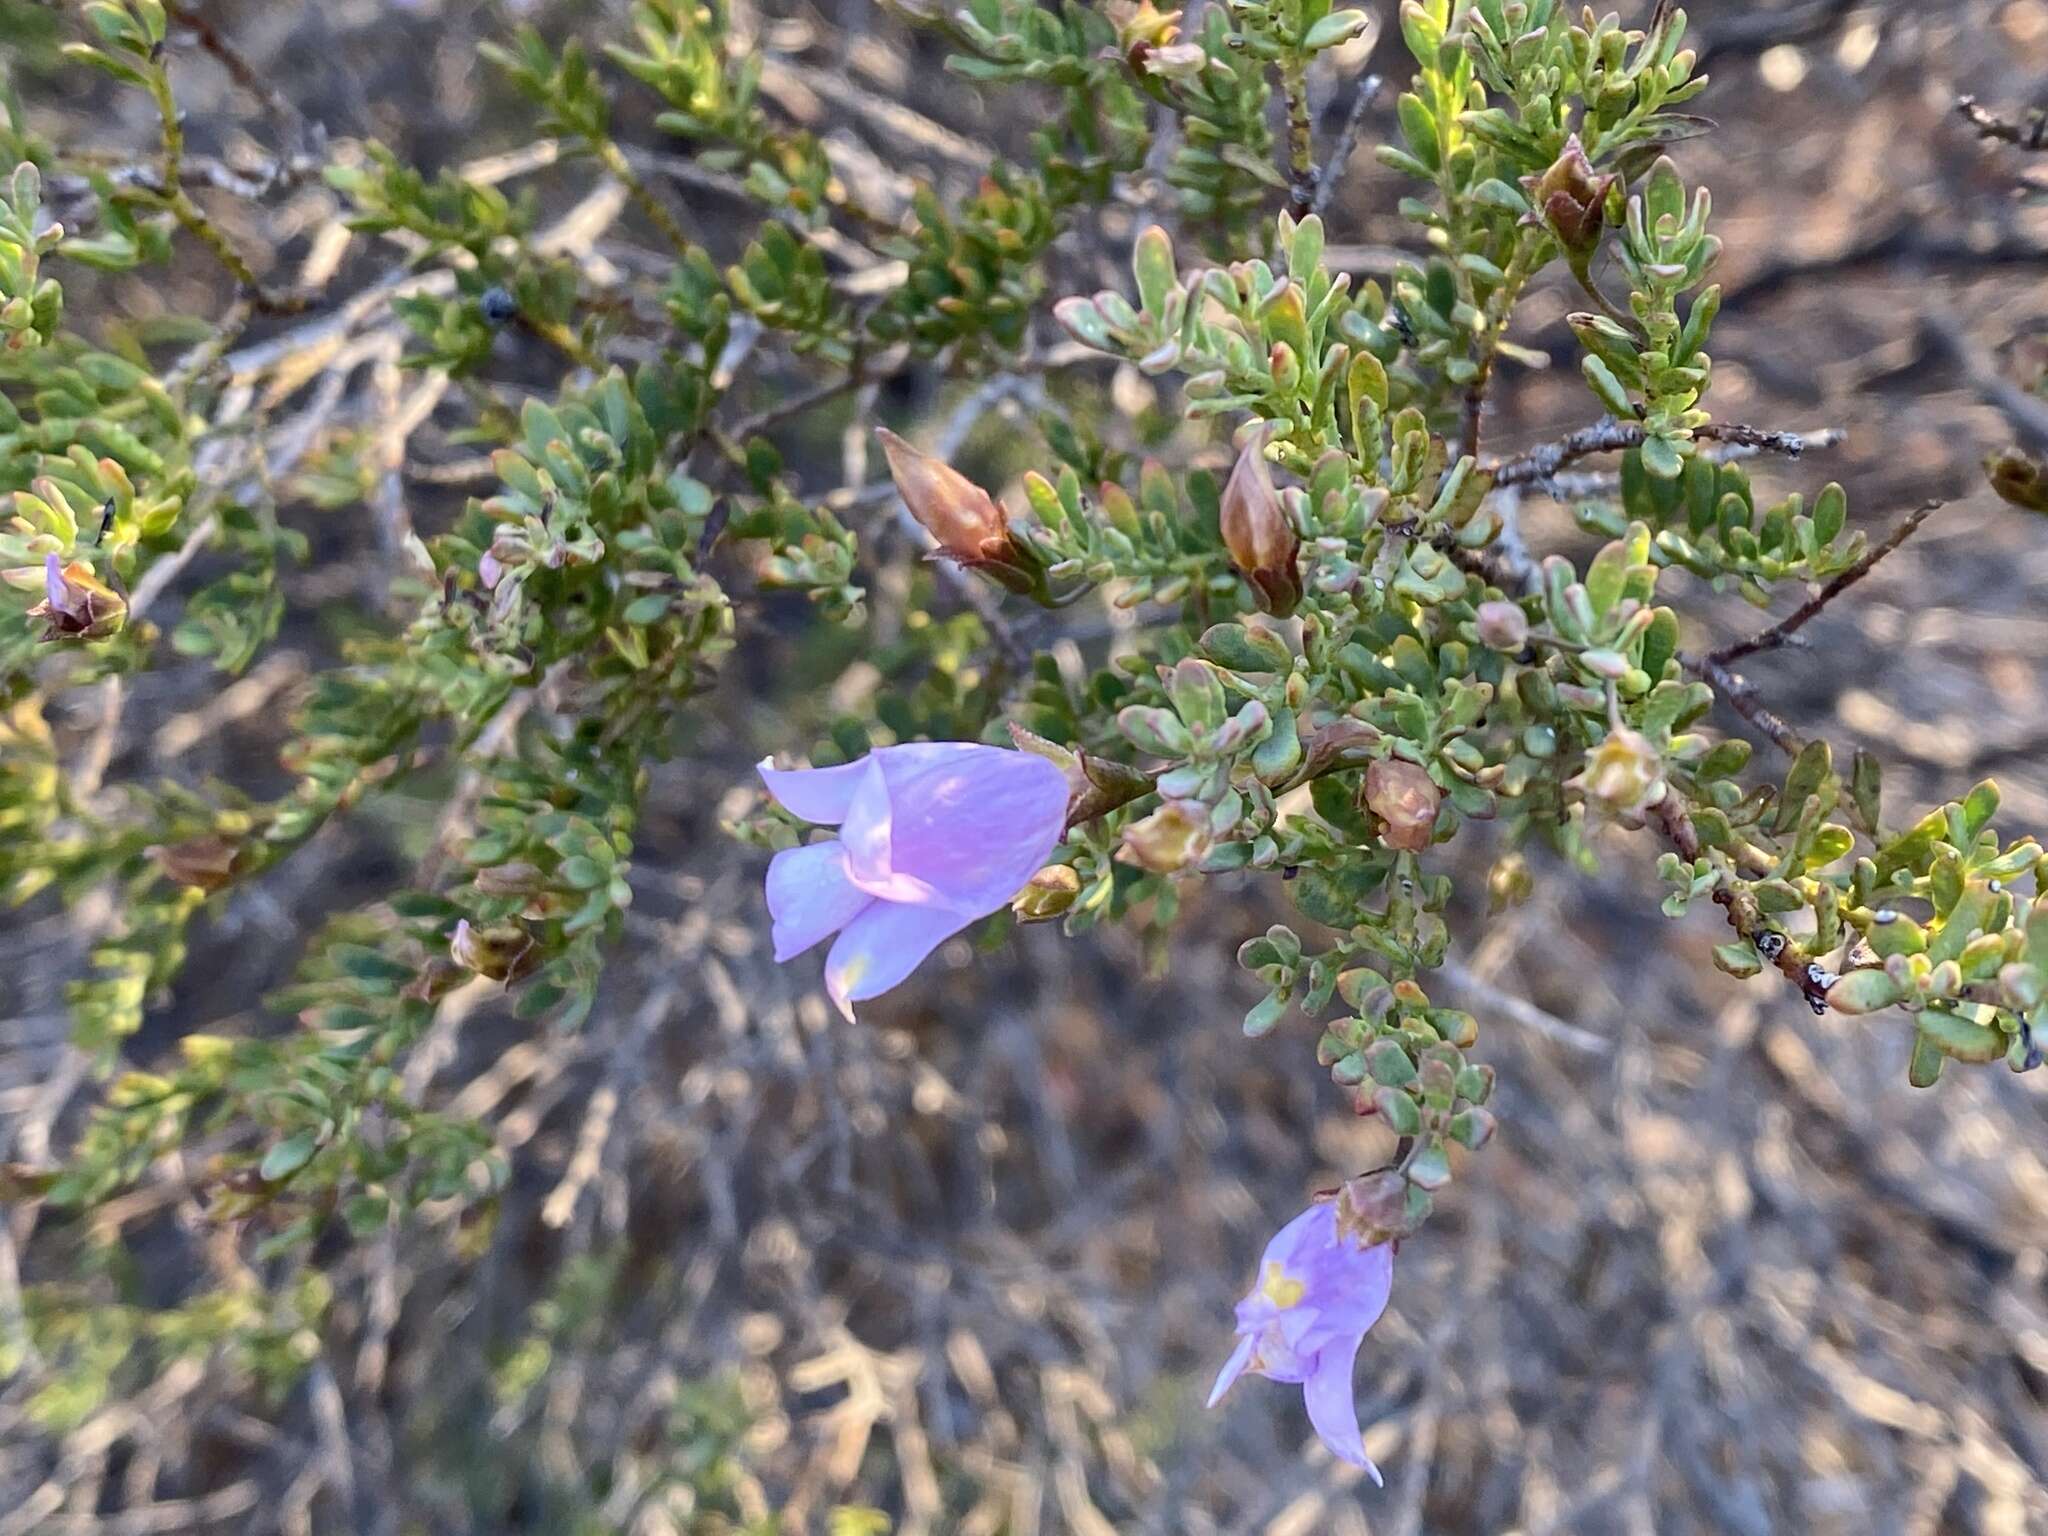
left=591, top=137, right=695, bottom=261
left=143, top=58, right=299, bottom=308
left=1460, top=229, right=1541, bottom=459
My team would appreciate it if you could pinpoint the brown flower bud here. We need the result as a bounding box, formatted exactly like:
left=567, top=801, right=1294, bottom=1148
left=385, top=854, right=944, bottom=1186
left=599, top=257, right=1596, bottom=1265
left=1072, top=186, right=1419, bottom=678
left=878, top=427, right=1009, bottom=561
left=876, top=428, right=1047, bottom=599
left=1522, top=134, right=1617, bottom=255
left=1474, top=599, right=1530, bottom=651
left=450, top=917, right=539, bottom=984
left=1364, top=758, right=1440, bottom=852
left=1012, top=863, right=1081, bottom=921
left=1117, top=798, right=1211, bottom=874
left=1571, top=726, right=1666, bottom=820
left=147, top=834, right=243, bottom=893
left=19, top=555, right=126, bottom=640
left=1219, top=432, right=1302, bottom=618
left=1337, top=1169, right=1412, bottom=1247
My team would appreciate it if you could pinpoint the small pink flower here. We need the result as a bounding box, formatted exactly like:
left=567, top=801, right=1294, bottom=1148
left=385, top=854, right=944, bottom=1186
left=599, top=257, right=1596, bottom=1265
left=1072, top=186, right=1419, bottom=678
left=1208, top=1201, right=1394, bottom=1482
left=758, top=743, right=1069, bottom=1020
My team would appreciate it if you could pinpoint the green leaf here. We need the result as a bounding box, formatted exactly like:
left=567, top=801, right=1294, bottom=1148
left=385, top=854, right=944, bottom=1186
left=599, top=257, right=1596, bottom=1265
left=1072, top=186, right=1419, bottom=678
left=1826, top=968, right=1904, bottom=1015
left=1243, top=988, right=1288, bottom=1038
left=260, top=1131, right=320, bottom=1182
left=1916, top=1008, right=2006, bottom=1063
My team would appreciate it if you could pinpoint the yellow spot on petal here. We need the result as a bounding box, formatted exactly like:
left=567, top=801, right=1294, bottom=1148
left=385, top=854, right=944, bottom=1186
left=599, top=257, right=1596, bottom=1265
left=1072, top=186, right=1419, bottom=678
left=1259, top=1261, right=1305, bottom=1309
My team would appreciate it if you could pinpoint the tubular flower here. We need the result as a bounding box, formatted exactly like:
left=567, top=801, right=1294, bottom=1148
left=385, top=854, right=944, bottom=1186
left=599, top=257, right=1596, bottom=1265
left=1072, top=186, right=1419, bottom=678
left=1208, top=1200, right=1394, bottom=1483
left=759, top=743, right=1070, bottom=1020
left=16, top=554, right=126, bottom=640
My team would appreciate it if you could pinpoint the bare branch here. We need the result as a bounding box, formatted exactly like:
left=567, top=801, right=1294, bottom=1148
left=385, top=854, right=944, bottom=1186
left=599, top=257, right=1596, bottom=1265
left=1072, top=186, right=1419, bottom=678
left=1486, top=419, right=1836, bottom=489
left=1309, top=74, right=1384, bottom=219
left=1680, top=650, right=1804, bottom=756
left=1710, top=498, right=1948, bottom=664
left=1957, top=94, right=2048, bottom=151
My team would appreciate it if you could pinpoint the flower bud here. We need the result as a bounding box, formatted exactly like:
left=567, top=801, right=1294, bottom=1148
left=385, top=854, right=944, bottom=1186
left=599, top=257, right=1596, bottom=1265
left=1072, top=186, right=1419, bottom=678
left=1571, top=726, right=1666, bottom=820
left=1337, top=1169, right=1412, bottom=1247
left=877, top=428, right=1008, bottom=561
left=1986, top=448, right=2048, bottom=514
left=1012, top=863, right=1081, bottom=921
left=1521, top=134, right=1616, bottom=255
left=876, top=428, right=1048, bottom=600
left=1474, top=599, right=1529, bottom=651
left=1118, top=798, right=1211, bottom=874
left=1106, top=0, right=1207, bottom=76
left=24, top=554, right=126, bottom=640
left=450, top=917, right=539, bottom=984
left=1364, top=758, right=1440, bottom=852
left=147, top=834, right=243, bottom=893
left=1486, top=851, right=1532, bottom=912
left=1219, top=432, right=1302, bottom=618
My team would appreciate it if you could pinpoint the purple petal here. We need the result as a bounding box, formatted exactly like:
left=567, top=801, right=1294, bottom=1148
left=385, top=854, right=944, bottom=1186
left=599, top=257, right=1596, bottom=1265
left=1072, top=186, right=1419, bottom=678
left=1206, top=1333, right=1257, bottom=1408
left=838, top=757, right=941, bottom=904
left=758, top=756, right=873, bottom=826
left=1298, top=1239, right=1394, bottom=1350
left=42, top=554, right=64, bottom=609
left=865, top=746, right=1068, bottom=914
left=756, top=743, right=992, bottom=828
left=1262, top=1202, right=1338, bottom=1270
left=1302, top=1334, right=1380, bottom=1484
left=822, top=899, right=974, bottom=1021
left=764, top=842, right=873, bottom=962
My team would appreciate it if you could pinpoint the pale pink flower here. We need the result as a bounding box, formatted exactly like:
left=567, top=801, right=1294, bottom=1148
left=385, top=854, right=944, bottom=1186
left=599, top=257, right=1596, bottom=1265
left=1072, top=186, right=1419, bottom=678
left=759, top=743, right=1069, bottom=1019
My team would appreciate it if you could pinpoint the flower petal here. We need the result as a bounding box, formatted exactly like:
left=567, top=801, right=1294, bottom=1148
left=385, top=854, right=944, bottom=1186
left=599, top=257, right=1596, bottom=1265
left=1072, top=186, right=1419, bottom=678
left=764, top=841, right=873, bottom=962
left=1302, top=1334, right=1380, bottom=1484
left=822, top=899, right=975, bottom=1021
left=839, top=757, right=940, bottom=904
left=1206, top=1333, right=1257, bottom=1408
left=757, top=756, right=872, bottom=826
left=869, top=746, right=1068, bottom=914
left=1298, top=1237, right=1394, bottom=1351
left=757, top=744, right=995, bottom=827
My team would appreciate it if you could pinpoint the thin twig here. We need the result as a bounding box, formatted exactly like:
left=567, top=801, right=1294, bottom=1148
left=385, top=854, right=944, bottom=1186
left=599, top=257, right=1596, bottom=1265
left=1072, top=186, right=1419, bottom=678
left=1956, top=94, right=2048, bottom=151
left=1651, top=794, right=1834, bottom=1014
left=168, top=2, right=310, bottom=144
left=1309, top=74, right=1383, bottom=219
left=1679, top=650, right=1804, bottom=756
left=1710, top=499, right=1947, bottom=664
left=1919, top=309, right=2048, bottom=454
left=1486, top=418, right=1836, bottom=489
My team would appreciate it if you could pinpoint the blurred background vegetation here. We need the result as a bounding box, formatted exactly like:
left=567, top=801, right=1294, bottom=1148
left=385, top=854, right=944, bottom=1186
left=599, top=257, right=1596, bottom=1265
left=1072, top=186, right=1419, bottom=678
left=4, top=0, right=2048, bottom=1531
